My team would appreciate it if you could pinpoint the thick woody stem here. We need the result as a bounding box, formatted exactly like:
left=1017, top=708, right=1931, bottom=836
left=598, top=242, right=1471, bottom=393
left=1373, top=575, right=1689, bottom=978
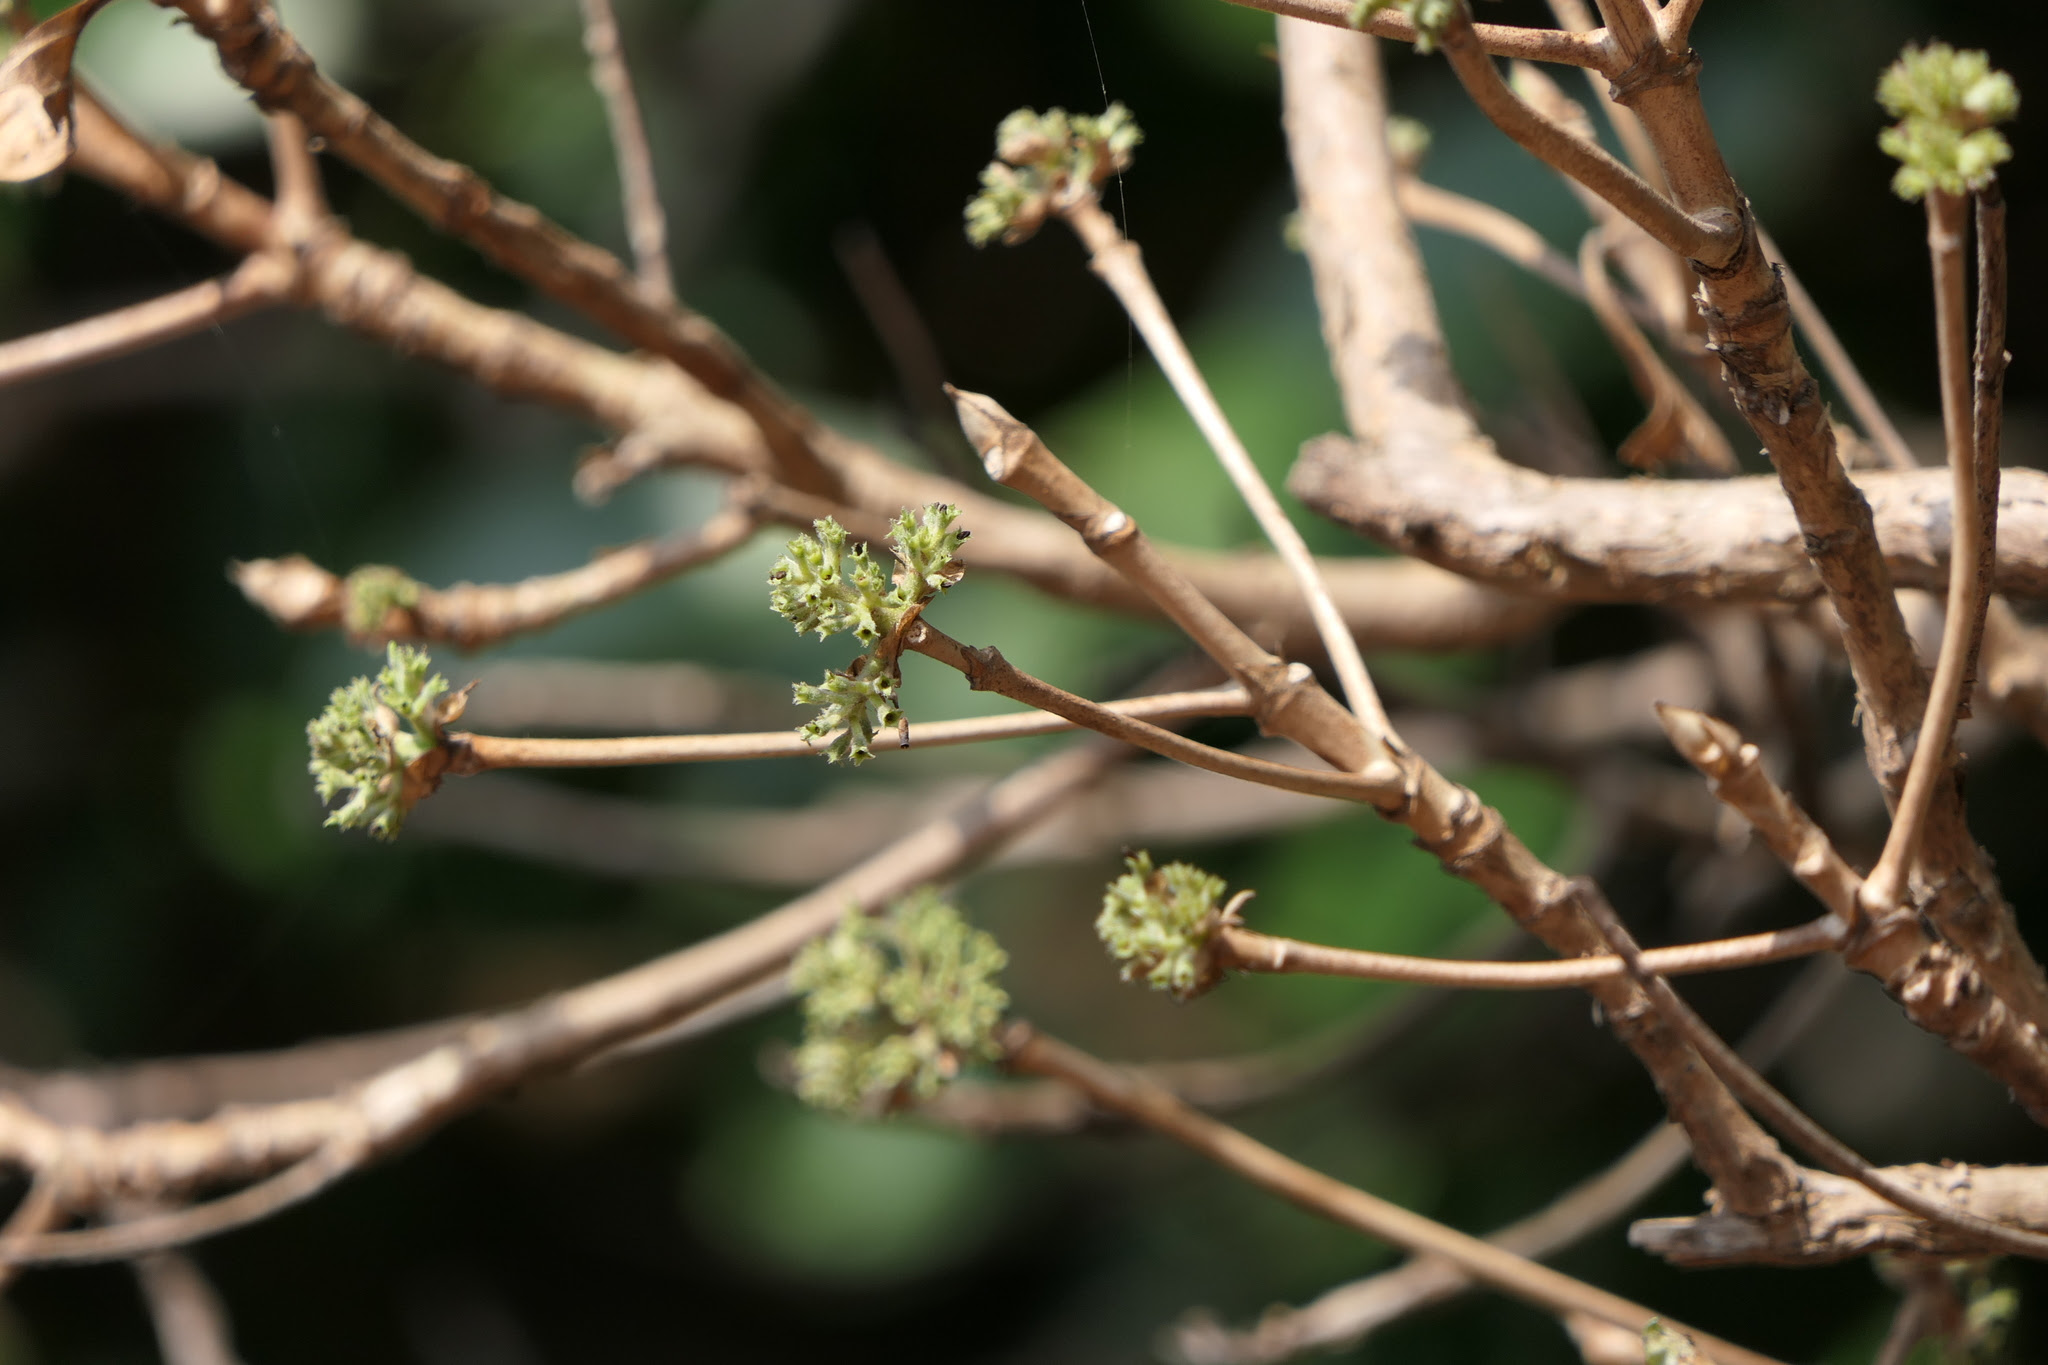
left=1059, top=197, right=1389, bottom=733
left=1437, top=9, right=1739, bottom=265
left=952, top=381, right=1801, bottom=1218
left=1002, top=1024, right=1788, bottom=1365
left=1583, top=898, right=2048, bottom=1260
left=1214, top=918, right=1841, bottom=990
left=575, top=0, right=671, bottom=301
left=1862, top=191, right=1985, bottom=918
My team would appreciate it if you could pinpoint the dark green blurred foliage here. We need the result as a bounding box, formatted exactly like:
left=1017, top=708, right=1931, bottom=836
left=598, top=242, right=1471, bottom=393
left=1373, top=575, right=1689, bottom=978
left=4, top=0, right=2048, bottom=1361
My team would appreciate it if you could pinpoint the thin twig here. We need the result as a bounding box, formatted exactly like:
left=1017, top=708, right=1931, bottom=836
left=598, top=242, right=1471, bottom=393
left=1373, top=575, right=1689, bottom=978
left=133, top=1248, right=248, bottom=1365
left=1213, top=916, right=1841, bottom=991
left=1059, top=196, right=1389, bottom=734
left=1861, top=191, right=1984, bottom=918
left=1002, top=1024, right=1788, bottom=1365
left=0, top=256, right=291, bottom=389
left=1398, top=176, right=1593, bottom=302
left=0, top=1174, right=63, bottom=1292
left=1965, top=187, right=2008, bottom=710
left=576, top=0, right=672, bottom=301
left=443, top=684, right=1253, bottom=769
left=1437, top=9, right=1737, bottom=265
left=1224, top=0, right=1616, bottom=70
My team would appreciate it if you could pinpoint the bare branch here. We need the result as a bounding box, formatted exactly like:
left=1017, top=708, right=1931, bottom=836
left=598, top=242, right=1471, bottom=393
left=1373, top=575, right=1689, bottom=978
left=1862, top=190, right=1989, bottom=917
left=233, top=500, right=764, bottom=649
left=576, top=0, right=672, bottom=300
left=0, top=255, right=289, bottom=389
left=1058, top=195, right=1390, bottom=733
left=1226, top=0, right=1616, bottom=70
left=1002, top=1024, right=1789, bottom=1365
left=0, top=737, right=1124, bottom=1262
left=1213, top=916, right=1841, bottom=990
left=133, top=1250, right=247, bottom=1365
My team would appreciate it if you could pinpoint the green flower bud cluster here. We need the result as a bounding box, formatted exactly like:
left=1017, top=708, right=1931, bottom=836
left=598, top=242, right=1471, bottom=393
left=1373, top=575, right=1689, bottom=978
left=306, top=642, right=460, bottom=840
left=788, top=889, right=1010, bottom=1115
left=341, top=564, right=421, bottom=638
left=769, top=504, right=966, bottom=765
left=1878, top=43, right=2019, bottom=199
left=1096, top=851, right=1230, bottom=1001
left=1642, top=1321, right=1702, bottom=1365
left=1385, top=114, right=1433, bottom=172
left=964, top=103, right=1143, bottom=247
left=1350, top=0, right=1455, bottom=54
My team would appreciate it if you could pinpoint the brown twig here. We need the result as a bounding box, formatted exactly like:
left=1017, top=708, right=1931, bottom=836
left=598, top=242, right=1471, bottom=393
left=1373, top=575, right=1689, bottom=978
left=151, top=0, right=840, bottom=496
left=133, top=1249, right=248, bottom=1365
left=949, top=375, right=1802, bottom=1221
left=1056, top=196, right=1390, bottom=733
left=1861, top=191, right=1987, bottom=918
left=233, top=500, right=763, bottom=649
left=1576, top=226, right=1736, bottom=472
left=1437, top=9, right=1738, bottom=265
left=575, top=0, right=672, bottom=301
left=0, top=737, right=1125, bottom=1263
left=1396, top=176, right=1594, bottom=303
left=1224, top=0, right=1615, bottom=70
left=439, top=684, right=1254, bottom=770
left=1657, top=704, right=2048, bottom=1120
left=1966, top=187, right=2008, bottom=710
left=1212, top=916, right=1841, bottom=990
left=1582, top=893, right=2048, bottom=1260
left=0, top=256, right=290, bottom=388
left=1002, top=1024, right=1787, bottom=1365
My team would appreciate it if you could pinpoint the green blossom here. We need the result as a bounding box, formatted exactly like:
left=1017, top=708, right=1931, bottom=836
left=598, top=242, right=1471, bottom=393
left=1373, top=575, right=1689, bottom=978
left=1878, top=43, right=2018, bottom=199
left=792, top=657, right=904, bottom=766
left=305, top=642, right=457, bottom=840
left=770, top=505, right=966, bottom=765
left=964, top=104, right=1143, bottom=246
left=788, top=890, right=1010, bottom=1115
left=1095, top=851, right=1230, bottom=1000
left=1350, top=0, right=1456, bottom=53
left=1642, top=1321, right=1703, bottom=1365
left=340, top=564, right=421, bottom=638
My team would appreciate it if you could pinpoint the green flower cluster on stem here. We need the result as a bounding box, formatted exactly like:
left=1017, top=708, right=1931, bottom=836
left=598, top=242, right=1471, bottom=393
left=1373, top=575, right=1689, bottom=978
left=964, top=103, right=1142, bottom=247
left=1878, top=43, right=2019, bottom=200
left=1350, top=0, right=1455, bottom=53
left=787, top=889, right=1010, bottom=1115
left=306, top=642, right=464, bottom=840
left=1642, top=1320, right=1703, bottom=1365
left=768, top=504, right=966, bottom=765
left=1096, top=851, right=1231, bottom=1001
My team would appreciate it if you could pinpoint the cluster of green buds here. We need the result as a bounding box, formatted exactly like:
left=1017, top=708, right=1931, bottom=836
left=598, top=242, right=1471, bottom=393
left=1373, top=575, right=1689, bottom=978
left=1878, top=43, right=2019, bottom=199
left=1350, top=0, right=1456, bottom=53
left=1642, top=1321, right=1702, bottom=1365
left=306, top=642, right=465, bottom=840
left=787, top=889, right=1010, bottom=1115
left=964, top=103, right=1142, bottom=247
left=1095, top=851, right=1233, bottom=1002
left=768, top=504, right=967, bottom=765
left=340, top=564, right=422, bottom=639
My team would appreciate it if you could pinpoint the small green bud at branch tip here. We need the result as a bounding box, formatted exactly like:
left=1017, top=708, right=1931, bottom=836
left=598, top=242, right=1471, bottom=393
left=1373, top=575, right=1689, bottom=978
left=1096, top=851, right=1233, bottom=1001
left=1878, top=42, right=2018, bottom=199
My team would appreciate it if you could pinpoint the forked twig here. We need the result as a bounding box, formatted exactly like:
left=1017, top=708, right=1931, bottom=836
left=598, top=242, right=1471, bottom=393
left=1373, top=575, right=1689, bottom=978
left=576, top=0, right=672, bottom=300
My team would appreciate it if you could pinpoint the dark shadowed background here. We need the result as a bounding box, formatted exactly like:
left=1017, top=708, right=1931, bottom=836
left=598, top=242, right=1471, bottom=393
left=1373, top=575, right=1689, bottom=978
left=4, top=0, right=2048, bottom=1360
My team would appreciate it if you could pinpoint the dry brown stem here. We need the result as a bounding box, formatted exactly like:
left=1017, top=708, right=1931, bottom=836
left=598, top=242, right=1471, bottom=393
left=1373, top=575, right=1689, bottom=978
left=133, top=1249, right=246, bottom=1365
left=1227, top=0, right=1613, bottom=70
left=1003, top=1024, right=1787, bottom=1365
left=1213, top=917, right=1840, bottom=990
left=1057, top=196, right=1388, bottom=732
left=950, top=370, right=1800, bottom=1220
left=1583, top=889, right=2048, bottom=1260
left=233, top=500, right=763, bottom=649
left=576, top=0, right=672, bottom=301
left=1658, top=705, right=2048, bottom=1121
left=0, top=254, right=290, bottom=387
left=1396, top=175, right=1594, bottom=304
left=149, top=0, right=840, bottom=495
left=1967, top=188, right=2009, bottom=707
left=0, top=737, right=1121, bottom=1262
